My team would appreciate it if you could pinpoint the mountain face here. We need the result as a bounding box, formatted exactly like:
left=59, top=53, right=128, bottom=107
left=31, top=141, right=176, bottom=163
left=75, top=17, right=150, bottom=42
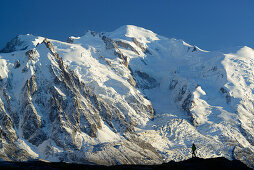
left=0, top=25, right=254, bottom=168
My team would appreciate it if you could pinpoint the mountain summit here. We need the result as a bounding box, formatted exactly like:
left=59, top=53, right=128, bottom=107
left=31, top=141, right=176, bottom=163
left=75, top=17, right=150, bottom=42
left=0, top=25, right=254, bottom=168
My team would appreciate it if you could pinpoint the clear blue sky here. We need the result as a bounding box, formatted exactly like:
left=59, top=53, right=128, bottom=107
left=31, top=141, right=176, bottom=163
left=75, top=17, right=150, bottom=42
left=1, top=0, right=254, bottom=51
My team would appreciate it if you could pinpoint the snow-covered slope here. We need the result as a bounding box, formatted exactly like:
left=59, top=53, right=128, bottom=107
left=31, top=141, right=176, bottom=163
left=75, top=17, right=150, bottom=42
left=0, top=25, right=254, bottom=168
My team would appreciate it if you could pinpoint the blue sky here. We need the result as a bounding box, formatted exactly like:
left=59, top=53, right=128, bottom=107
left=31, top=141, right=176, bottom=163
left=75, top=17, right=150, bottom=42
left=0, top=0, right=254, bottom=51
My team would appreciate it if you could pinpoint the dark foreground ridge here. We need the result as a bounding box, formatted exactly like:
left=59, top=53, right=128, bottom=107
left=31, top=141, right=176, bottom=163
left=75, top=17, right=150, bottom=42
left=0, top=157, right=252, bottom=170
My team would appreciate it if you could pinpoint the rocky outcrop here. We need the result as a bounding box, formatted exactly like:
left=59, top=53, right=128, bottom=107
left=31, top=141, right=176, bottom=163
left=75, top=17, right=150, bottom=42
left=66, top=37, right=74, bottom=43
left=0, top=36, right=27, bottom=53
left=42, top=39, right=104, bottom=142
left=0, top=90, right=32, bottom=161
left=115, top=41, right=139, bottom=55
left=101, top=36, right=129, bottom=67
left=132, top=38, right=151, bottom=55
left=182, top=93, right=197, bottom=126
left=233, top=146, right=254, bottom=169
left=0, top=99, right=17, bottom=143
left=101, top=35, right=139, bottom=88
left=169, top=79, right=178, bottom=90
left=0, top=38, right=158, bottom=164
left=169, top=78, right=197, bottom=125
left=132, top=70, right=159, bottom=90
left=127, top=75, right=136, bottom=87
left=25, top=49, right=37, bottom=60
left=102, top=36, right=115, bottom=50
left=220, top=87, right=231, bottom=103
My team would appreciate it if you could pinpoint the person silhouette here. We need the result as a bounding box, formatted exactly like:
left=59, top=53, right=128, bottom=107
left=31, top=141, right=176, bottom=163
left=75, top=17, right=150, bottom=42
left=192, top=143, right=197, bottom=157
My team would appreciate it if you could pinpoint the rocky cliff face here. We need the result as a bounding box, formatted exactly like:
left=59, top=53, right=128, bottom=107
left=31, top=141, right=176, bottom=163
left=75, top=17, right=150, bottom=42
left=0, top=26, right=254, bottom=168
left=0, top=33, right=158, bottom=164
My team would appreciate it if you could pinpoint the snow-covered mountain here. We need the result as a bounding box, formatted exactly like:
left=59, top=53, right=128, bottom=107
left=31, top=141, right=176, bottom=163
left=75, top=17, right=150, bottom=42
left=0, top=25, right=254, bottom=168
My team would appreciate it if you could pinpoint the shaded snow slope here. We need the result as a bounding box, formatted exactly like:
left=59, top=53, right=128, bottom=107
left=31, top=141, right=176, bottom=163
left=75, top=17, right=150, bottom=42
left=0, top=25, right=254, bottom=168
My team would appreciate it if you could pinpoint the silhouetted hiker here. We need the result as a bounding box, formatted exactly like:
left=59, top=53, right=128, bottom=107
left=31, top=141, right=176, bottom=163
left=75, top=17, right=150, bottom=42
left=192, top=143, right=197, bottom=157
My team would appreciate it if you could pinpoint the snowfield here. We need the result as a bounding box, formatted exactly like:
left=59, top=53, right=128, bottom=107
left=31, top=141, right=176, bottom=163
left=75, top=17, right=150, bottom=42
left=0, top=25, right=254, bottom=168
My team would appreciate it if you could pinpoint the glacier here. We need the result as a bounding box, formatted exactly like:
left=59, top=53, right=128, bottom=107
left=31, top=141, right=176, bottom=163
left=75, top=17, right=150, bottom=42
left=0, top=25, right=253, bottom=168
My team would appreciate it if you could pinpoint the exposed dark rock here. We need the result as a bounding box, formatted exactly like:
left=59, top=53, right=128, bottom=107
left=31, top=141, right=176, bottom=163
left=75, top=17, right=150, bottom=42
left=127, top=76, right=136, bottom=87
left=28, top=130, right=48, bottom=147
left=132, top=70, right=159, bottom=90
left=220, top=87, right=231, bottom=103
left=14, top=60, right=20, bottom=69
left=114, top=51, right=129, bottom=67
left=192, top=46, right=197, bottom=52
left=171, top=82, right=197, bottom=126
left=90, top=124, right=97, bottom=137
left=240, top=126, right=254, bottom=146
left=0, top=111, right=17, bottom=143
left=0, top=36, right=27, bottom=53
left=233, top=146, right=254, bottom=169
left=25, top=49, right=37, bottom=60
left=66, top=37, right=74, bottom=43
left=2, top=144, right=31, bottom=161
left=132, top=38, right=152, bottom=55
left=126, top=134, right=161, bottom=159
left=101, top=36, right=129, bottom=67
left=22, top=66, right=28, bottom=73
left=115, top=41, right=139, bottom=55
left=226, top=94, right=231, bottom=103
left=211, top=66, right=217, bottom=71
left=182, top=93, right=194, bottom=112
left=27, top=75, right=37, bottom=95
left=220, top=87, right=227, bottom=94
left=180, top=85, right=187, bottom=95
left=88, top=30, right=97, bottom=37
left=181, top=93, right=196, bottom=126
left=102, top=36, right=114, bottom=50
left=169, top=79, right=178, bottom=90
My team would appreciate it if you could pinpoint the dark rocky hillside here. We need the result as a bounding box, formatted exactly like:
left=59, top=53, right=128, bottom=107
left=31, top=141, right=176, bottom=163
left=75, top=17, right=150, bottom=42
left=0, top=157, right=251, bottom=170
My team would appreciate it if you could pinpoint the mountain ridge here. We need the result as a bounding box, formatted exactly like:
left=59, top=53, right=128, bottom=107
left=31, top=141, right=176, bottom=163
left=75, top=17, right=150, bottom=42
left=0, top=157, right=251, bottom=170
